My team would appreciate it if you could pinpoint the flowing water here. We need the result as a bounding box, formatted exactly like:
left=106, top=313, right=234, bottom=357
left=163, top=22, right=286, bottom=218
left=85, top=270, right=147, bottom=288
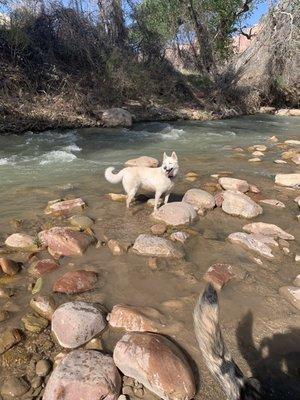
left=0, top=115, right=299, bottom=399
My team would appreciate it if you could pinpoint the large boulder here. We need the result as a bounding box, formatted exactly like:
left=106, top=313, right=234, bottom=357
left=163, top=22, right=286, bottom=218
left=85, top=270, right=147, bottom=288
left=52, top=302, right=106, bottom=348
left=218, top=177, right=249, bottom=193
left=5, top=233, right=40, bottom=252
left=107, top=305, right=165, bottom=332
left=152, top=202, right=197, bottom=226
left=38, top=227, right=93, bottom=258
left=102, top=108, right=132, bottom=127
left=43, top=350, right=121, bottom=400
left=113, top=332, right=195, bottom=400
left=222, top=190, right=263, bottom=218
left=228, top=232, right=274, bottom=259
left=53, top=270, right=97, bottom=294
left=124, top=156, right=159, bottom=167
left=243, top=222, right=294, bottom=240
left=275, top=173, right=300, bottom=188
left=133, top=234, right=184, bottom=259
left=182, top=189, right=215, bottom=215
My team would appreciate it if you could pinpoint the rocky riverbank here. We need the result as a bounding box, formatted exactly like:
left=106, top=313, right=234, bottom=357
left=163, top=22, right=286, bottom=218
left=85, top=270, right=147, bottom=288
left=0, top=135, right=300, bottom=399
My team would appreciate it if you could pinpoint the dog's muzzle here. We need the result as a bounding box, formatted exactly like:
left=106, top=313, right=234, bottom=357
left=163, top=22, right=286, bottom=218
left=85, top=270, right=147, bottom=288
left=165, top=168, right=174, bottom=178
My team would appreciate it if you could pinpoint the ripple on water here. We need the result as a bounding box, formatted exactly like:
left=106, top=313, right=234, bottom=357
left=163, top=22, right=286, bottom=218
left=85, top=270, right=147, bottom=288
left=39, top=150, right=78, bottom=165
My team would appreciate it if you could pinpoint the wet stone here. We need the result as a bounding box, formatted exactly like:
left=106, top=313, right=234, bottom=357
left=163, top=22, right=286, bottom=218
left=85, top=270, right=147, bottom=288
left=170, top=231, right=189, bottom=244
left=0, top=329, right=22, bottom=354
left=21, top=313, right=49, bottom=333
left=5, top=233, right=40, bottom=252
left=29, top=258, right=60, bottom=277
left=150, top=223, right=167, bottom=235
left=30, top=295, right=56, bottom=320
left=51, top=302, right=107, bottom=348
left=0, top=257, right=20, bottom=276
left=0, top=377, right=30, bottom=398
left=203, top=263, right=234, bottom=290
left=133, top=234, right=184, bottom=259
left=152, top=202, right=197, bottom=226
left=243, top=222, right=294, bottom=240
left=53, top=270, right=97, bottom=294
left=222, top=190, right=263, bottom=218
left=69, top=215, right=94, bottom=229
left=108, top=239, right=125, bottom=255
left=45, top=198, right=86, bottom=216
left=260, top=199, right=285, bottom=208
left=218, top=177, right=249, bottom=193
left=36, top=359, right=52, bottom=377
left=43, top=350, right=122, bottom=400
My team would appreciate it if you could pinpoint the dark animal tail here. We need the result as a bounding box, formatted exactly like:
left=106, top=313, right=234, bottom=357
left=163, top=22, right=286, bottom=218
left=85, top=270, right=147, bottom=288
left=193, top=284, right=261, bottom=400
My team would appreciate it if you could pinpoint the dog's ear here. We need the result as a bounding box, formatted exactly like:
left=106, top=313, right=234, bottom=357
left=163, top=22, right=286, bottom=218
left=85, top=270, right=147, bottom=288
left=163, top=152, right=168, bottom=160
left=171, top=151, right=178, bottom=160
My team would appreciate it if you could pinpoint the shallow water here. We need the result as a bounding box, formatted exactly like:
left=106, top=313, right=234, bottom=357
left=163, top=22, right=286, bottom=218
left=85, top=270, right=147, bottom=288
left=0, top=115, right=300, bottom=399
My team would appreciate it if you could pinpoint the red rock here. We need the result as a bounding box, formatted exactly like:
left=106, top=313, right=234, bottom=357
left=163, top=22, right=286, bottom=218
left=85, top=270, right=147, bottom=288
left=38, top=227, right=93, bottom=258
left=29, top=259, right=60, bottom=276
left=0, top=258, right=20, bottom=276
left=45, top=198, right=86, bottom=216
left=53, top=270, right=97, bottom=294
left=113, top=332, right=195, bottom=400
left=43, top=350, right=121, bottom=400
left=107, top=305, right=165, bottom=332
left=203, top=263, right=234, bottom=290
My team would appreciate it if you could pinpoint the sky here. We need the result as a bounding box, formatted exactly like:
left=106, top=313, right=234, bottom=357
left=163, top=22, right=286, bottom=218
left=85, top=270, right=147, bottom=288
left=0, top=0, right=273, bottom=27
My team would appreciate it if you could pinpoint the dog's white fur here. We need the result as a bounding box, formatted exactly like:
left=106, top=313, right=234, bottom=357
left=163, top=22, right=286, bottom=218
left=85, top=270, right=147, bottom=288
left=105, top=152, right=179, bottom=210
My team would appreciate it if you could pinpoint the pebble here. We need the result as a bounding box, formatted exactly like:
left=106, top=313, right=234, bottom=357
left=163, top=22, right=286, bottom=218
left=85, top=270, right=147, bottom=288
left=85, top=338, right=103, bottom=351
left=150, top=223, right=167, bottom=235
left=69, top=215, right=94, bottom=229
left=0, top=377, right=30, bottom=398
left=36, top=359, right=52, bottom=377
left=295, top=255, right=300, bottom=262
left=107, top=193, right=127, bottom=202
left=0, top=257, right=20, bottom=276
left=30, top=295, right=56, bottom=320
left=274, top=159, right=287, bottom=164
left=170, top=231, right=189, bottom=244
left=248, top=157, right=261, bottom=162
left=108, top=239, right=125, bottom=255
left=148, top=258, right=158, bottom=270
left=31, top=375, right=43, bottom=389
left=260, top=199, right=285, bottom=208
left=0, top=329, right=22, bottom=354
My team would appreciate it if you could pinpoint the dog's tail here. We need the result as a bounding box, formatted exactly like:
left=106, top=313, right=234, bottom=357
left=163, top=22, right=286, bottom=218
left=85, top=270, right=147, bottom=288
left=193, top=284, right=261, bottom=400
left=105, top=167, right=124, bottom=184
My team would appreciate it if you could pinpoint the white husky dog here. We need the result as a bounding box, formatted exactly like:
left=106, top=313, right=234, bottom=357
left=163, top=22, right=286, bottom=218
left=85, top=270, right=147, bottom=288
left=105, top=152, right=179, bottom=210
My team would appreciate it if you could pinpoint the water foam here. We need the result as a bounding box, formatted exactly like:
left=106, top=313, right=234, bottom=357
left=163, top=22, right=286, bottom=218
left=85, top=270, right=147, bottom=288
left=39, top=150, right=78, bottom=165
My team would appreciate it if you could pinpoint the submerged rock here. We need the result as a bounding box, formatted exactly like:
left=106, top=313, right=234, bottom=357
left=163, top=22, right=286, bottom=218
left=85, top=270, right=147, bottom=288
left=53, top=270, right=97, bottom=294
left=274, top=159, right=287, bottom=164
left=0, top=257, right=19, bottom=275
left=29, top=258, right=60, bottom=277
left=21, top=313, right=49, bottom=333
left=30, top=295, right=56, bottom=320
left=243, top=222, right=294, bottom=240
left=0, top=329, right=21, bottom=354
left=203, top=263, right=234, bottom=290
left=69, top=215, right=94, bottom=229
left=150, top=223, right=167, bottom=235
left=182, top=188, right=215, bottom=214
left=38, top=227, right=93, bottom=257
left=228, top=232, right=274, bottom=259
left=36, top=359, right=52, bottom=377
left=279, top=286, right=300, bottom=310
left=152, top=202, right=197, bottom=226
left=43, top=350, right=121, bottom=400
left=102, top=107, right=132, bottom=127
left=170, top=231, right=189, bottom=244
left=107, top=193, right=127, bottom=202
left=113, top=332, right=195, bottom=400
left=275, top=173, right=300, bottom=187
left=291, top=154, right=300, bottom=165
left=133, top=234, right=184, bottom=258
left=108, top=304, right=165, bottom=332
left=248, top=157, right=261, bottom=162
left=108, top=239, right=125, bottom=255
left=0, top=377, right=30, bottom=398
left=222, top=191, right=263, bottom=218
left=260, top=199, right=286, bottom=208
left=45, top=198, right=85, bottom=215
left=218, top=177, right=249, bottom=193
left=125, top=156, right=159, bottom=167
left=5, top=233, right=40, bottom=251
left=52, top=302, right=107, bottom=348
left=284, top=139, right=300, bottom=145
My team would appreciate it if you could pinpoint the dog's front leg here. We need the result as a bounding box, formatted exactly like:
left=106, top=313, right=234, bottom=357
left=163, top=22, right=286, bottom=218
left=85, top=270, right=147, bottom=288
left=154, top=190, right=163, bottom=211
left=164, top=192, right=170, bottom=204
